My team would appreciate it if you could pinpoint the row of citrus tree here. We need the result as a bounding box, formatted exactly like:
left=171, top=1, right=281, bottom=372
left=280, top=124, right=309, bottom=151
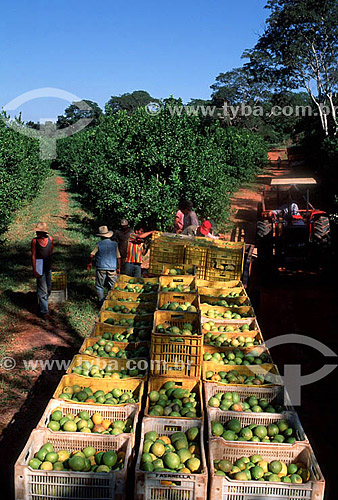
left=0, top=118, right=50, bottom=234
left=57, top=101, right=268, bottom=230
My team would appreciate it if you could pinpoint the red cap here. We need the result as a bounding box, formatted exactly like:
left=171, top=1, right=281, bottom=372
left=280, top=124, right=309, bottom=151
left=200, top=220, right=211, bottom=235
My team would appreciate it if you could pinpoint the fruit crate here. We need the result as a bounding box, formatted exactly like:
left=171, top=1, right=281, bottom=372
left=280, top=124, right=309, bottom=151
left=151, top=311, right=203, bottom=378
left=111, top=282, right=160, bottom=294
left=149, top=237, right=186, bottom=275
left=203, top=381, right=293, bottom=416
left=156, top=292, right=200, bottom=312
left=159, top=275, right=197, bottom=292
left=118, top=274, right=159, bottom=284
left=198, top=286, right=248, bottom=298
left=200, top=304, right=256, bottom=324
left=184, top=241, right=209, bottom=279
left=207, top=409, right=308, bottom=446
left=200, top=294, right=250, bottom=307
left=15, top=428, right=132, bottom=500
left=196, top=278, right=243, bottom=289
left=67, top=354, right=149, bottom=380
left=203, top=343, right=270, bottom=359
left=98, top=310, right=154, bottom=328
left=106, top=290, right=158, bottom=303
left=53, top=373, right=144, bottom=409
left=202, top=363, right=282, bottom=386
left=205, top=241, right=245, bottom=281
left=135, top=418, right=207, bottom=500
left=144, top=376, right=204, bottom=420
left=208, top=439, right=325, bottom=500
left=37, top=398, right=139, bottom=446
left=102, top=298, right=156, bottom=313
left=161, top=263, right=197, bottom=276
left=90, top=322, right=152, bottom=341
left=203, top=317, right=261, bottom=335
left=79, top=338, right=150, bottom=358
left=51, top=271, right=67, bottom=289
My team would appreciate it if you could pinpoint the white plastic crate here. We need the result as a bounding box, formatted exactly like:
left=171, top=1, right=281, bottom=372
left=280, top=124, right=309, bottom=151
left=49, top=288, right=68, bottom=303
left=15, top=428, right=132, bottom=500
left=207, top=409, right=308, bottom=446
left=203, top=382, right=294, bottom=418
left=209, top=439, right=325, bottom=500
left=36, top=399, right=139, bottom=446
left=135, top=418, right=207, bottom=500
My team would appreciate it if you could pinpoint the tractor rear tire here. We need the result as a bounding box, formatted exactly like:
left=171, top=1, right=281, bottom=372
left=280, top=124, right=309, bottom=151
left=313, top=216, right=331, bottom=247
left=257, top=220, right=273, bottom=240
left=256, top=220, right=273, bottom=261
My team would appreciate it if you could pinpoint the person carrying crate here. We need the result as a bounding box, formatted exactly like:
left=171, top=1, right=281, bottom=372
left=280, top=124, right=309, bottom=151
left=87, top=226, right=121, bottom=306
left=31, top=222, right=54, bottom=319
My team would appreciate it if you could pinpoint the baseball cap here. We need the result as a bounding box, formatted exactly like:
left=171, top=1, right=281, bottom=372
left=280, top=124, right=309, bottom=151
left=200, top=220, right=211, bottom=236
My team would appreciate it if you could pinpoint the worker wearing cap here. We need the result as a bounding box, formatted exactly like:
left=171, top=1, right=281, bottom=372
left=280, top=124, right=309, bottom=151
left=182, top=220, right=216, bottom=238
left=87, top=226, right=121, bottom=306
left=31, top=222, right=54, bottom=318
left=115, top=219, right=133, bottom=274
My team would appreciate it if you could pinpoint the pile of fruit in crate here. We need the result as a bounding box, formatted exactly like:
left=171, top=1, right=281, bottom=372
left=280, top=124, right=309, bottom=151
left=82, top=339, right=149, bottom=359
left=29, top=443, right=125, bottom=473
left=213, top=456, right=310, bottom=483
left=147, top=380, right=201, bottom=418
left=208, top=392, right=284, bottom=413
left=57, top=385, right=139, bottom=405
left=211, top=418, right=297, bottom=444
left=47, top=409, right=133, bottom=435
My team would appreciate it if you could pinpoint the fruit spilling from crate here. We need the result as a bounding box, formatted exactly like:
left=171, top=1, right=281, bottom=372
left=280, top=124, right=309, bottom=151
left=203, top=350, right=270, bottom=365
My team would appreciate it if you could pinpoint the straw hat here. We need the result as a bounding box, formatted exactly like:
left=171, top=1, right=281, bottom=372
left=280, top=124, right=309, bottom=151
left=96, top=226, right=113, bottom=238
left=35, top=222, right=48, bottom=234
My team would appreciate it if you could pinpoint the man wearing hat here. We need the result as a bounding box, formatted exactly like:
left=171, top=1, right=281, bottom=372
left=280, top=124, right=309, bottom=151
left=114, top=219, right=133, bottom=274
left=31, top=222, right=54, bottom=318
left=87, top=226, right=121, bottom=306
left=182, top=220, right=216, bottom=238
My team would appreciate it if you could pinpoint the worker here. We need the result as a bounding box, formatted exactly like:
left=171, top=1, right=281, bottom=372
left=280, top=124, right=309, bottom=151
left=87, top=226, right=121, bottom=306
left=180, top=200, right=199, bottom=231
left=125, top=223, right=155, bottom=277
left=115, top=219, right=133, bottom=273
left=182, top=220, right=217, bottom=238
left=173, top=209, right=184, bottom=233
left=31, top=222, right=54, bottom=319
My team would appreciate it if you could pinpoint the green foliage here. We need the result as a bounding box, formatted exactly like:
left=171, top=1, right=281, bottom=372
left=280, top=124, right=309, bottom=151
left=244, top=0, right=338, bottom=136
left=105, top=90, right=159, bottom=115
left=57, top=100, right=103, bottom=129
left=0, top=118, right=50, bottom=234
left=57, top=100, right=268, bottom=229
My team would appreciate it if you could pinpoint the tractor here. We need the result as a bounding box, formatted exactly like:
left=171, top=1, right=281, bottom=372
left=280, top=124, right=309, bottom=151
left=256, top=178, right=331, bottom=269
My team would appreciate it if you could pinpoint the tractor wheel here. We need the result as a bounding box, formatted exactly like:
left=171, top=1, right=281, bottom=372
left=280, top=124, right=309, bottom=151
left=313, top=216, right=331, bottom=246
left=256, top=220, right=273, bottom=261
left=257, top=220, right=273, bottom=240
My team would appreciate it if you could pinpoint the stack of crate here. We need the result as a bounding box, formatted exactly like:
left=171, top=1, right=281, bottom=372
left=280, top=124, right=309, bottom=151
left=14, top=274, right=159, bottom=500
left=199, top=278, right=325, bottom=500
left=134, top=269, right=208, bottom=499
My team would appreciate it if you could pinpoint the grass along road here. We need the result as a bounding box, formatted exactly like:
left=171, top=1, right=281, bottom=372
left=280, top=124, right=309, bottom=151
left=0, top=170, right=101, bottom=498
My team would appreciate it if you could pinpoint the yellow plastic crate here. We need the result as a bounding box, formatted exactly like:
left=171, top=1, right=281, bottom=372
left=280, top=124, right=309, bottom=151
left=90, top=322, right=152, bottom=342
left=156, top=291, right=200, bottom=312
left=51, top=271, right=67, bottom=290
left=203, top=363, right=282, bottom=386
left=149, top=236, right=186, bottom=275
left=184, top=241, right=209, bottom=279
left=144, top=376, right=204, bottom=420
left=161, top=263, right=196, bottom=276
left=151, top=311, right=203, bottom=378
left=53, top=373, right=144, bottom=409
left=67, top=354, right=148, bottom=380
left=159, top=275, right=197, bottom=292
left=79, top=337, right=150, bottom=358
left=205, top=241, right=245, bottom=281
left=196, top=278, right=243, bottom=288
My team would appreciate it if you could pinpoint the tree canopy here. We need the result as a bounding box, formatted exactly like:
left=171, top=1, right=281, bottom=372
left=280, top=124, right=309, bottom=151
left=243, top=0, right=338, bottom=136
left=105, top=90, right=158, bottom=114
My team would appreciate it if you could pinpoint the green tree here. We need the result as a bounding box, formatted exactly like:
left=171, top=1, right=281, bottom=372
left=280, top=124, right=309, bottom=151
left=57, top=100, right=103, bottom=128
left=105, top=90, right=158, bottom=114
left=244, top=0, right=338, bottom=136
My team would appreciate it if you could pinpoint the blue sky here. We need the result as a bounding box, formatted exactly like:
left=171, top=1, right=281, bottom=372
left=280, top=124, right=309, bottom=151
left=0, top=0, right=268, bottom=122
